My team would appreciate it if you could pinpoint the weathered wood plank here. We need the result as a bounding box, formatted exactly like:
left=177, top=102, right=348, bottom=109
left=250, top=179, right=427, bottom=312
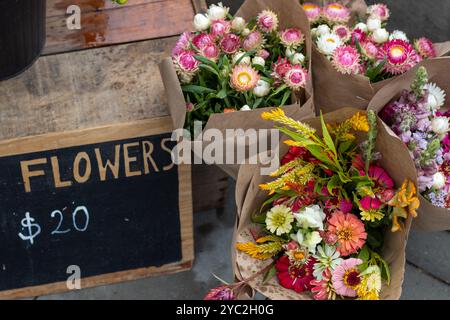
left=44, top=0, right=195, bottom=55
left=0, top=37, right=176, bottom=140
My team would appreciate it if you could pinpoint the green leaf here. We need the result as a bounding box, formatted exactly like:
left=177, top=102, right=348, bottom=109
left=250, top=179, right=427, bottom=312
left=236, top=50, right=256, bottom=65
left=194, top=55, right=219, bottom=71
left=366, top=59, right=386, bottom=82
left=251, top=211, right=267, bottom=224
left=253, top=97, right=263, bottom=109
left=327, top=175, right=341, bottom=196
left=262, top=265, right=277, bottom=284
left=379, top=256, right=391, bottom=285
left=358, top=246, right=370, bottom=263
left=338, top=140, right=354, bottom=154
left=305, top=145, right=336, bottom=168
left=267, top=84, right=288, bottom=100
left=276, top=127, right=315, bottom=146
left=199, top=64, right=220, bottom=77
left=216, top=89, right=227, bottom=99
left=280, top=90, right=292, bottom=107
left=320, top=112, right=337, bottom=158
left=181, top=85, right=216, bottom=94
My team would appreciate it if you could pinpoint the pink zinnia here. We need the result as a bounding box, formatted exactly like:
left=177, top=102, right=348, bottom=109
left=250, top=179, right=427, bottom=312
left=331, top=258, right=363, bottom=297
left=360, top=196, right=382, bottom=211
left=340, top=199, right=353, bottom=214
left=210, top=19, right=231, bottom=38
left=365, top=165, right=395, bottom=189
left=173, top=50, right=199, bottom=72
left=362, top=41, right=379, bottom=59
left=192, top=33, right=214, bottom=50
left=332, top=45, right=361, bottom=75
left=323, top=3, right=350, bottom=24
left=302, top=3, right=321, bottom=23
left=242, top=31, right=263, bottom=51
left=367, top=4, right=390, bottom=21
left=220, top=33, right=241, bottom=54
left=310, top=268, right=333, bottom=300
left=377, top=39, right=420, bottom=75
left=333, top=25, right=351, bottom=42
left=415, top=37, right=436, bottom=59
left=257, top=10, right=279, bottom=33
left=327, top=212, right=367, bottom=257
left=280, top=28, right=304, bottom=49
left=276, top=256, right=316, bottom=293
left=284, top=65, right=308, bottom=90
left=272, top=57, right=293, bottom=83
left=172, top=32, right=192, bottom=56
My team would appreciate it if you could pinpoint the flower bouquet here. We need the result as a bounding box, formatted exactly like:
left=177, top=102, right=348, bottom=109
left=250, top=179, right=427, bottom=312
left=368, top=58, right=450, bottom=231
left=160, top=0, right=314, bottom=135
left=212, top=108, right=418, bottom=300
left=300, top=0, right=450, bottom=112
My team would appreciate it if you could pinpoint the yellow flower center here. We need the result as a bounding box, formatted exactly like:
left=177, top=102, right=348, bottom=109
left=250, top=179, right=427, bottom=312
left=294, top=252, right=306, bottom=260
left=330, top=4, right=344, bottom=10
left=337, top=228, right=352, bottom=240
left=326, top=38, right=336, bottom=43
left=390, top=45, right=405, bottom=58
left=237, top=72, right=252, bottom=86
left=303, top=4, right=317, bottom=10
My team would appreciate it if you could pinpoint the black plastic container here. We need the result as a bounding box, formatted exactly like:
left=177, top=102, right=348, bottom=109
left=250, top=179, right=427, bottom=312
left=0, top=0, right=46, bottom=81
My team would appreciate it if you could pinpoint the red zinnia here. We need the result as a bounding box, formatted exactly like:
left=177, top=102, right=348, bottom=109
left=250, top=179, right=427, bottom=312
left=276, top=256, right=316, bottom=293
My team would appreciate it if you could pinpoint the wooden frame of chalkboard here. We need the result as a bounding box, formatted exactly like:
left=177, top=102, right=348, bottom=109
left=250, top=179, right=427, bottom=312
left=0, top=117, right=193, bottom=299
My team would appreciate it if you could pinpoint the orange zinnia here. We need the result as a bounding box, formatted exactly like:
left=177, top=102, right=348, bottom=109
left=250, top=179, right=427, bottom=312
left=327, top=212, right=367, bottom=257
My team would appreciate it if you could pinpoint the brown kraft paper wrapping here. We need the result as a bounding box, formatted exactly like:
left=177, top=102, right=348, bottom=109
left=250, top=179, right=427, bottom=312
left=368, top=57, right=450, bottom=232
left=159, top=0, right=317, bottom=179
left=306, top=0, right=450, bottom=114
left=232, top=108, right=417, bottom=300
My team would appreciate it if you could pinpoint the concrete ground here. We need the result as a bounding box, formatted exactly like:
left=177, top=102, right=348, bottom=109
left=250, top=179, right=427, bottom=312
left=38, top=0, right=450, bottom=300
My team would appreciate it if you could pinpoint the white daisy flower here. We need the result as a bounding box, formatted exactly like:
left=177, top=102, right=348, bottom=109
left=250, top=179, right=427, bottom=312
left=424, top=82, right=446, bottom=112
left=316, top=33, right=342, bottom=56
left=389, top=30, right=409, bottom=42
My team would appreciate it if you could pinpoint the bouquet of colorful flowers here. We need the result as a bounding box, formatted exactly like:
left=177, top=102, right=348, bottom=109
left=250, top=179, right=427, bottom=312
left=206, top=108, right=418, bottom=300
left=165, top=0, right=310, bottom=132
left=300, top=0, right=450, bottom=112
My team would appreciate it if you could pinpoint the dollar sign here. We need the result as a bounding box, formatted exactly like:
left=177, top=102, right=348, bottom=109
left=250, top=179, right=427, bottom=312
left=18, top=212, right=41, bottom=245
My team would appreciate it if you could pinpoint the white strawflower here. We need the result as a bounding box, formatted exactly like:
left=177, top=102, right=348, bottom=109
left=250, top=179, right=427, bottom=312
left=389, top=30, right=409, bottom=42
left=253, top=79, right=271, bottom=97
left=424, top=83, right=446, bottom=112
left=293, top=204, right=326, bottom=230
left=292, top=53, right=305, bottom=65
left=242, top=28, right=251, bottom=36
left=207, top=2, right=229, bottom=21
left=316, top=24, right=331, bottom=36
left=285, top=47, right=295, bottom=57
left=373, top=28, right=389, bottom=44
left=265, top=205, right=294, bottom=236
left=311, top=27, right=318, bottom=38
left=252, top=56, right=265, bottom=67
left=232, top=51, right=251, bottom=65
left=431, top=116, right=450, bottom=135
left=193, top=13, right=210, bottom=31
left=432, top=172, right=446, bottom=190
left=240, top=105, right=251, bottom=111
left=367, top=17, right=381, bottom=32
left=231, top=17, right=246, bottom=32
left=316, top=33, right=342, bottom=56
left=354, top=22, right=368, bottom=32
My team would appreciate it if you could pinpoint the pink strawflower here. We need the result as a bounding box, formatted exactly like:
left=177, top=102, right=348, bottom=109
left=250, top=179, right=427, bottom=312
left=284, top=65, right=308, bottom=90
left=172, top=32, right=192, bottom=56
left=332, top=45, right=361, bottom=75
left=192, top=33, right=214, bottom=50
left=204, top=285, right=235, bottom=300
left=280, top=28, right=304, bottom=49
left=210, top=19, right=231, bottom=38
left=360, top=196, right=382, bottom=211
left=367, top=4, right=390, bottom=21
left=323, top=3, right=350, bottom=24
left=186, top=103, right=194, bottom=111
left=362, top=41, right=379, bottom=59
left=302, top=3, right=321, bottom=23
left=327, top=212, right=367, bottom=257
left=377, top=39, right=420, bottom=75
left=272, top=57, right=293, bottom=83
left=351, top=28, right=367, bottom=45
left=331, top=258, right=363, bottom=297
left=258, top=49, right=270, bottom=59
left=201, top=44, right=220, bottom=61
left=242, top=31, right=263, bottom=51
left=230, top=64, right=260, bottom=92
left=414, top=37, right=436, bottom=59
left=220, top=33, right=241, bottom=54
left=257, top=10, right=279, bottom=33
left=333, top=25, right=351, bottom=42
left=173, top=50, right=199, bottom=72
left=311, top=268, right=334, bottom=300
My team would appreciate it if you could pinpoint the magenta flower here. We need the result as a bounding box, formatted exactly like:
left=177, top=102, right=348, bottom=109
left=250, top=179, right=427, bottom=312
left=351, top=29, right=367, bottom=45
left=186, top=103, right=194, bottom=111
left=201, top=44, right=220, bottom=61
left=366, top=165, right=395, bottom=189
left=272, top=57, right=292, bottom=82
left=333, top=25, right=351, bottom=42
left=284, top=65, right=308, bottom=90
left=172, top=32, right=192, bottom=56
left=323, top=3, right=350, bottom=24
left=192, top=33, right=214, bottom=50
left=242, top=31, right=263, bottom=51
left=377, top=39, right=420, bottom=75
left=258, top=49, right=270, bottom=59
left=220, top=33, right=240, bottom=54
left=360, top=196, right=382, bottom=211
left=415, top=37, right=436, bottom=59
left=331, top=45, right=361, bottom=75
left=210, top=19, right=231, bottom=38
left=302, top=3, right=321, bottom=23
left=204, top=285, right=235, bottom=300
left=362, top=41, right=379, bottom=59
left=174, top=50, right=199, bottom=72
left=340, top=199, right=353, bottom=214
left=280, top=28, right=304, bottom=49
left=257, top=10, right=279, bottom=33
left=367, top=4, right=390, bottom=21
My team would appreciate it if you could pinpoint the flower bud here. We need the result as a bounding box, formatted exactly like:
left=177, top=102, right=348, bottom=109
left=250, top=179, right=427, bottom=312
left=354, top=22, right=368, bottom=33
left=431, top=117, right=450, bottom=135
left=316, top=24, right=331, bottom=36
left=252, top=56, right=265, bottom=67
left=292, top=53, right=305, bottom=65
left=193, top=13, right=210, bottom=31
left=240, top=105, right=251, bottom=111
left=372, top=28, right=389, bottom=44
left=231, top=16, right=246, bottom=32
left=207, top=3, right=229, bottom=21
left=367, top=17, right=381, bottom=32
left=253, top=79, right=271, bottom=97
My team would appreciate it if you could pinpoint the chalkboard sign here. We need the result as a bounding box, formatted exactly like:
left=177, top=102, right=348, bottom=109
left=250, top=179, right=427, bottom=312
left=0, top=118, right=193, bottom=298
